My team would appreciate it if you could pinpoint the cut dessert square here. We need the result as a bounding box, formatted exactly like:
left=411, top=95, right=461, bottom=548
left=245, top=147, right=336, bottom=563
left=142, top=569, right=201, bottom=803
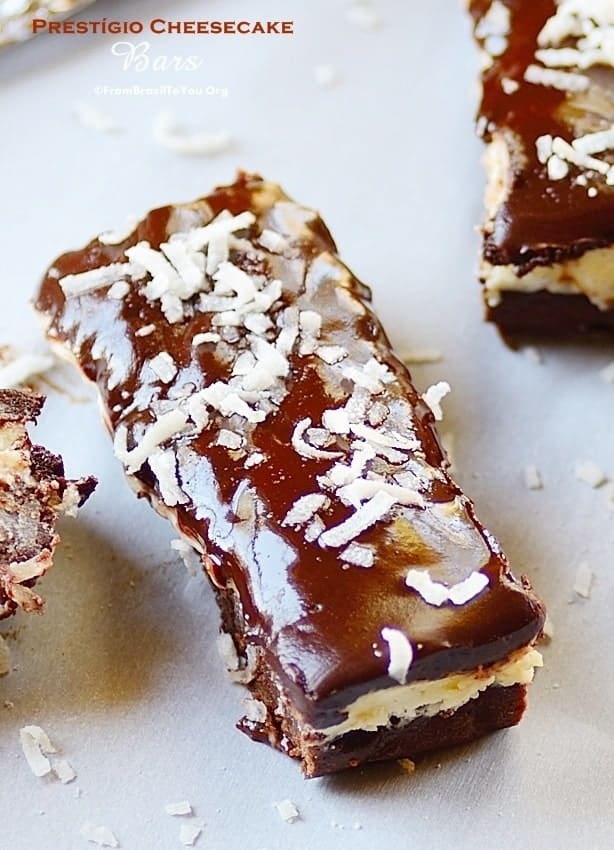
left=0, top=389, right=96, bottom=619
left=35, top=173, right=544, bottom=777
left=470, top=0, right=614, bottom=337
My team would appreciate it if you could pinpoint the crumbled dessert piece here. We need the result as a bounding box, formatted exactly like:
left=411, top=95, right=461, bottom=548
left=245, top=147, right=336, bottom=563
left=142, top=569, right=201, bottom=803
left=0, top=390, right=96, bottom=619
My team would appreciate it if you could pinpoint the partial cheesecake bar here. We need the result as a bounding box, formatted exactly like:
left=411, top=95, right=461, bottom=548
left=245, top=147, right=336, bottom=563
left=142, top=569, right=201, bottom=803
left=0, top=389, right=96, bottom=619
left=470, top=0, right=614, bottom=336
left=35, top=173, right=544, bottom=777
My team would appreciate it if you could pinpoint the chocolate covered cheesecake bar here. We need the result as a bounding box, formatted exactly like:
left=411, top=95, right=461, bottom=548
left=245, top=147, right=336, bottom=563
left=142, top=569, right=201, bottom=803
left=470, top=0, right=614, bottom=336
left=0, top=389, right=95, bottom=619
left=36, top=173, right=544, bottom=776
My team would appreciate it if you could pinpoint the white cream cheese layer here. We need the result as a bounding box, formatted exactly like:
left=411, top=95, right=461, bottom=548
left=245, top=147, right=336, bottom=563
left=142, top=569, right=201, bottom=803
left=317, top=645, right=543, bottom=741
left=482, top=249, right=614, bottom=309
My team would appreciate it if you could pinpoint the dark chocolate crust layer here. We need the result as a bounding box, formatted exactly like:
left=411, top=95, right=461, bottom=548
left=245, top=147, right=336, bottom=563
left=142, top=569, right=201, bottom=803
left=488, top=290, right=614, bottom=338
left=35, top=173, right=544, bottom=772
left=0, top=389, right=96, bottom=618
left=308, top=684, right=527, bottom=778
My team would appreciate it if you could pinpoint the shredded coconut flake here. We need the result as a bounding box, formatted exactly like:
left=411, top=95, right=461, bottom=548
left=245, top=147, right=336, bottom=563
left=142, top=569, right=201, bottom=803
left=59, top=262, right=142, bottom=298
left=292, top=418, right=343, bottom=461
left=135, top=324, right=156, bottom=338
left=575, top=461, right=608, bottom=488
left=192, top=332, right=220, bottom=346
left=114, top=410, right=189, bottom=474
left=20, top=725, right=56, bottom=777
left=524, top=465, right=543, bottom=490
left=179, top=823, right=203, bottom=846
left=380, top=627, right=413, bottom=684
left=80, top=822, right=119, bottom=848
left=215, top=429, right=243, bottom=450
left=99, top=217, right=138, bottom=246
left=165, top=801, right=193, bottom=816
left=524, top=64, right=589, bottom=91
left=149, top=352, right=177, bottom=384
left=275, top=799, right=300, bottom=823
left=0, top=635, right=10, bottom=676
left=573, top=562, right=594, bottom=599
left=148, top=449, right=187, bottom=507
left=0, top=353, right=53, bottom=388
left=282, top=493, right=329, bottom=527
left=501, top=76, right=519, bottom=94
left=153, top=111, right=231, bottom=157
left=107, top=280, right=130, bottom=300
left=319, top=490, right=396, bottom=548
left=405, top=568, right=489, bottom=606
left=340, top=542, right=374, bottom=568
left=422, top=381, right=451, bottom=421
left=54, top=759, right=76, bottom=784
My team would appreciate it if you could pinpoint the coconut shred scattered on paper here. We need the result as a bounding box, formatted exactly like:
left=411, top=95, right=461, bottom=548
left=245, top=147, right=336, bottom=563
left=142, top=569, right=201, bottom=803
left=153, top=112, right=231, bottom=156
left=19, top=725, right=76, bottom=783
left=80, top=822, right=120, bottom=848
left=0, top=351, right=54, bottom=388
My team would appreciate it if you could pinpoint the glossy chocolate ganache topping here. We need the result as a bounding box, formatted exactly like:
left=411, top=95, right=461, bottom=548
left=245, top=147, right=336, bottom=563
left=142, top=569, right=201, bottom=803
left=36, top=173, right=543, bottom=727
left=470, top=0, right=614, bottom=271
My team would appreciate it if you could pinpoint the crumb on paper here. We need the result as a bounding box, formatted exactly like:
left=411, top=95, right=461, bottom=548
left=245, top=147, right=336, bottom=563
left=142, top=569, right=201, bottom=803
left=0, top=635, right=10, bottom=676
left=165, top=801, right=193, bottom=816
left=573, top=562, right=593, bottom=599
left=73, top=102, right=119, bottom=133
left=19, top=725, right=56, bottom=777
left=275, top=799, right=300, bottom=823
left=80, top=822, right=119, bottom=847
left=400, top=348, right=443, bottom=365
left=575, top=461, right=608, bottom=489
left=398, top=757, right=416, bottom=774
left=153, top=111, right=231, bottom=157
left=524, top=465, right=543, bottom=490
left=179, top=822, right=203, bottom=846
left=313, top=64, right=339, bottom=87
